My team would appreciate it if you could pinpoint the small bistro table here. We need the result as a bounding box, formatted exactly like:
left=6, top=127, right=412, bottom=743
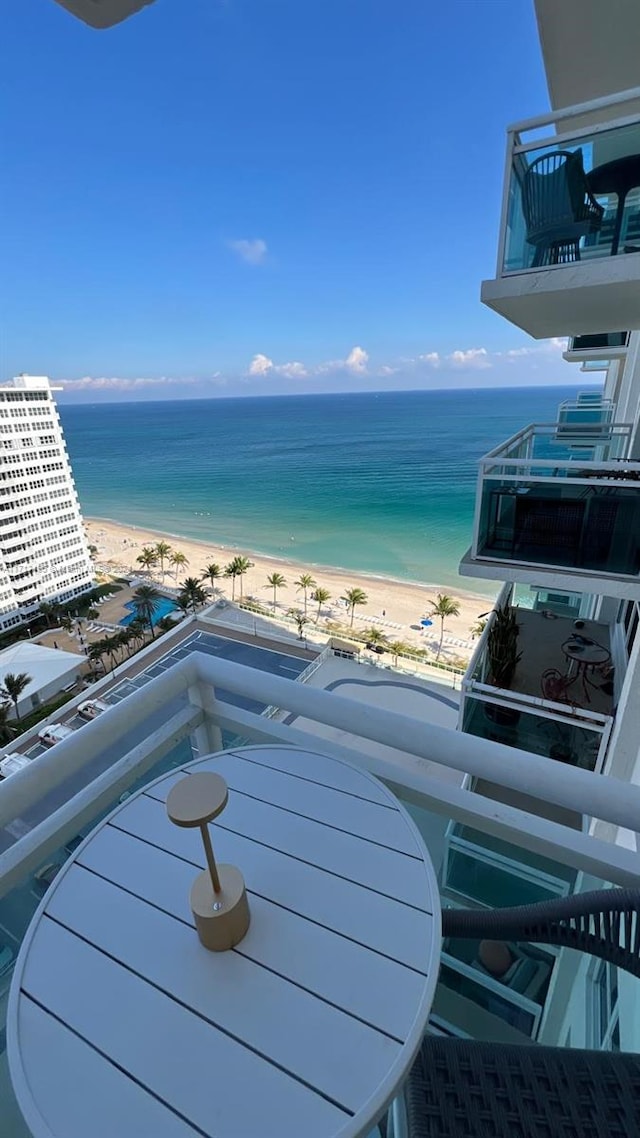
left=8, top=744, right=441, bottom=1138
left=588, top=154, right=640, bottom=255
left=561, top=638, right=611, bottom=703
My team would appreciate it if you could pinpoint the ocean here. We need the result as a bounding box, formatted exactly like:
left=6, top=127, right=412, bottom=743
left=59, top=385, right=594, bottom=594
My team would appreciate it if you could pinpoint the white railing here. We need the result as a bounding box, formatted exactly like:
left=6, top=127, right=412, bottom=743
left=496, top=86, right=640, bottom=276
left=2, top=653, right=640, bottom=904
left=481, top=422, right=634, bottom=468
left=460, top=582, right=613, bottom=772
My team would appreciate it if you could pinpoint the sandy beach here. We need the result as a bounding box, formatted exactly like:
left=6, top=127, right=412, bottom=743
left=86, top=517, right=497, bottom=661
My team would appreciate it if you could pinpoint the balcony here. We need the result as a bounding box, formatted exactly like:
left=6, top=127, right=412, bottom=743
left=459, top=584, right=615, bottom=781
left=0, top=625, right=638, bottom=1134
left=481, top=88, right=640, bottom=337
left=461, top=423, right=640, bottom=598
left=563, top=332, right=629, bottom=362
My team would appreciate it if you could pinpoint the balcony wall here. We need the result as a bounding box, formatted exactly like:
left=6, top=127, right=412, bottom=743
left=460, top=584, right=614, bottom=776
left=0, top=644, right=639, bottom=1129
left=481, top=89, right=640, bottom=337
left=465, top=423, right=640, bottom=594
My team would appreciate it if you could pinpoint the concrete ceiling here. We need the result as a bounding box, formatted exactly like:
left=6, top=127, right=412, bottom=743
left=535, top=0, right=640, bottom=110
left=53, top=0, right=157, bottom=28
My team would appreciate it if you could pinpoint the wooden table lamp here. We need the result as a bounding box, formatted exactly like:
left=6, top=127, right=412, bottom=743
left=166, top=772, right=250, bottom=951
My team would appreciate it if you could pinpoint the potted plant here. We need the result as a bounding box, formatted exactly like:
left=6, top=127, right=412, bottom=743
left=484, top=602, right=522, bottom=727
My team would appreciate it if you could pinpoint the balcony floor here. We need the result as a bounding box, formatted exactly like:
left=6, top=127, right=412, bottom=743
left=510, top=609, right=613, bottom=717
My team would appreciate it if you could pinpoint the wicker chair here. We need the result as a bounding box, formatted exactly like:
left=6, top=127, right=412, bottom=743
left=404, top=889, right=640, bottom=1137
left=522, top=149, right=604, bottom=267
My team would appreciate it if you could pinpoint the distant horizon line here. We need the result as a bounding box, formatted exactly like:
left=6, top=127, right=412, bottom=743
left=56, top=380, right=601, bottom=407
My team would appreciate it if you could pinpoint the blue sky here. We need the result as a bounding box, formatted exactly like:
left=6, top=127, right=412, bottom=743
left=1, top=0, right=571, bottom=401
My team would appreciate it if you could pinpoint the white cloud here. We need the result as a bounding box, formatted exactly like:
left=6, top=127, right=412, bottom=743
left=344, top=345, right=369, bottom=374
left=247, top=354, right=308, bottom=379
left=57, top=375, right=204, bottom=392
left=447, top=347, right=491, bottom=370
left=418, top=352, right=441, bottom=368
left=248, top=353, right=273, bottom=376
left=277, top=361, right=308, bottom=378
left=228, top=238, right=268, bottom=265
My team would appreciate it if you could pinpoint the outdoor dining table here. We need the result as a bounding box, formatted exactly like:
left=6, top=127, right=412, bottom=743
left=8, top=743, right=441, bottom=1138
left=588, top=153, right=640, bottom=255
left=561, top=637, right=611, bottom=703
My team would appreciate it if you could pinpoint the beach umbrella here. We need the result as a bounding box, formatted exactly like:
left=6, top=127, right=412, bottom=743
left=420, top=618, right=433, bottom=628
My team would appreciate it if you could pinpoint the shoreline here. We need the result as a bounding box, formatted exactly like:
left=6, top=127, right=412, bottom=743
left=86, top=515, right=494, bottom=600
left=86, top=516, right=498, bottom=660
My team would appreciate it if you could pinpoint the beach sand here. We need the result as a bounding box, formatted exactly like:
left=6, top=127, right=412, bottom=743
left=86, top=518, right=497, bottom=661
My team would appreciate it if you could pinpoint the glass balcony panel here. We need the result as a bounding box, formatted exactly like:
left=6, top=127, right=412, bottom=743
left=462, top=695, right=603, bottom=772
left=438, top=963, right=539, bottom=1035
left=503, top=118, right=640, bottom=273
left=477, top=479, right=640, bottom=576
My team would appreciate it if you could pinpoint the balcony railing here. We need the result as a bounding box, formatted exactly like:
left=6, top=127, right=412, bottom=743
left=0, top=644, right=639, bottom=1132
left=461, top=584, right=614, bottom=776
left=497, top=90, right=640, bottom=275
left=471, top=423, right=640, bottom=579
left=481, top=87, right=640, bottom=337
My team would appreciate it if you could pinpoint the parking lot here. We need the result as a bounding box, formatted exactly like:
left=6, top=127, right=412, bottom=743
left=19, top=628, right=310, bottom=760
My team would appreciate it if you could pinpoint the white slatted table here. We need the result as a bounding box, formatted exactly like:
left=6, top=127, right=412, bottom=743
left=8, top=744, right=441, bottom=1138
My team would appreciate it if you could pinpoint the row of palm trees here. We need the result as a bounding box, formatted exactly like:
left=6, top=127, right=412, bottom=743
left=134, top=545, right=369, bottom=626
left=134, top=541, right=464, bottom=655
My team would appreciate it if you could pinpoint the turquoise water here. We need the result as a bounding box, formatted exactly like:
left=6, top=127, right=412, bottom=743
left=59, top=386, right=596, bottom=593
left=120, top=597, right=177, bottom=627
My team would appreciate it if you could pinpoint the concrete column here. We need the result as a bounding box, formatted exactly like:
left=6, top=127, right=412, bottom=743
left=188, top=682, right=223, bottom=754
left=615, top=333, right=640, bottom=457
left=601, top=623, right=640, bottom=785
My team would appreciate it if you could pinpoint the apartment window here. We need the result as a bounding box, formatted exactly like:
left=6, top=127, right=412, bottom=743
left=590, top=960, right=620, bottom=1051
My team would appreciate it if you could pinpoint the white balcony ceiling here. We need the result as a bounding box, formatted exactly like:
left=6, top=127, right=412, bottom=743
left=481, top=254, right=640, bottom=341
left=535, top=0, right=640, bottom=110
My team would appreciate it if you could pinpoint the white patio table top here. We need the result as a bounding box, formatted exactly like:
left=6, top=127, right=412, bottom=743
left=8, top=744, right=441, bottom=1138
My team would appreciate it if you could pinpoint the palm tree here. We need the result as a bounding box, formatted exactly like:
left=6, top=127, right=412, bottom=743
left=0, top=702, right=15, bottom=744
left=341, top=586, right=368, bottom=627
left=202, top=563, right=222, bottom=594
left=265, top=572, right=286, bottom=612
left=224, top=559, right=240, bottom=601
left=131, top=584, right=162, bottom=639
left=38, top=600, right=56, bottom=627
left=287, top=609, right=308, bottom=640
left=170, top=550, right=189, bottom=582
left=179, top=577, right=207, bottom=614
left=229, top=556, right=251, bottom=599
left=87, top=640, right=108, bottom=673
left=388, top=640, right=410, bottom=667
left=430, top=593, right=461, bottom=659
left=295, top=573, right=317, bottom=617
left=103, top=635, right=121, bottom=670
left=60, top=614, right=74, bottom=635
left=364, top=627, right=387, bottom=647
left=471, top=617, right=488, bottom=639
left=128, top=619, right=147, bottom=649
left=311, top=586, right=331, bottom=622
left=154, top=541, right=172, bottom=581
left=137, top=547, right=158, bottom=574
left=2, top=672, right=32, bottom=720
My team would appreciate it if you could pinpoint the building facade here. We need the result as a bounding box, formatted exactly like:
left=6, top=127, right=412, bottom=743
left=0, top=375, right=93, bottom=631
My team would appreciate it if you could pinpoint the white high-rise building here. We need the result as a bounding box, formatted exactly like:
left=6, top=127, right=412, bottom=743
left=0, top=375, right=93, bottom=631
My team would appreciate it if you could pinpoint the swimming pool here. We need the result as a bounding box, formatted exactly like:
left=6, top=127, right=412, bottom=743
left=120, top=597, right=178, bottom=627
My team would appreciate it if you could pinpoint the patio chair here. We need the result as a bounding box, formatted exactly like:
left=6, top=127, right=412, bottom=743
left=522, top=149, right=604, bottom=267
left=403, top=889, right=640, bottom=1137
left=541, top=667, right=575, bottom=704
